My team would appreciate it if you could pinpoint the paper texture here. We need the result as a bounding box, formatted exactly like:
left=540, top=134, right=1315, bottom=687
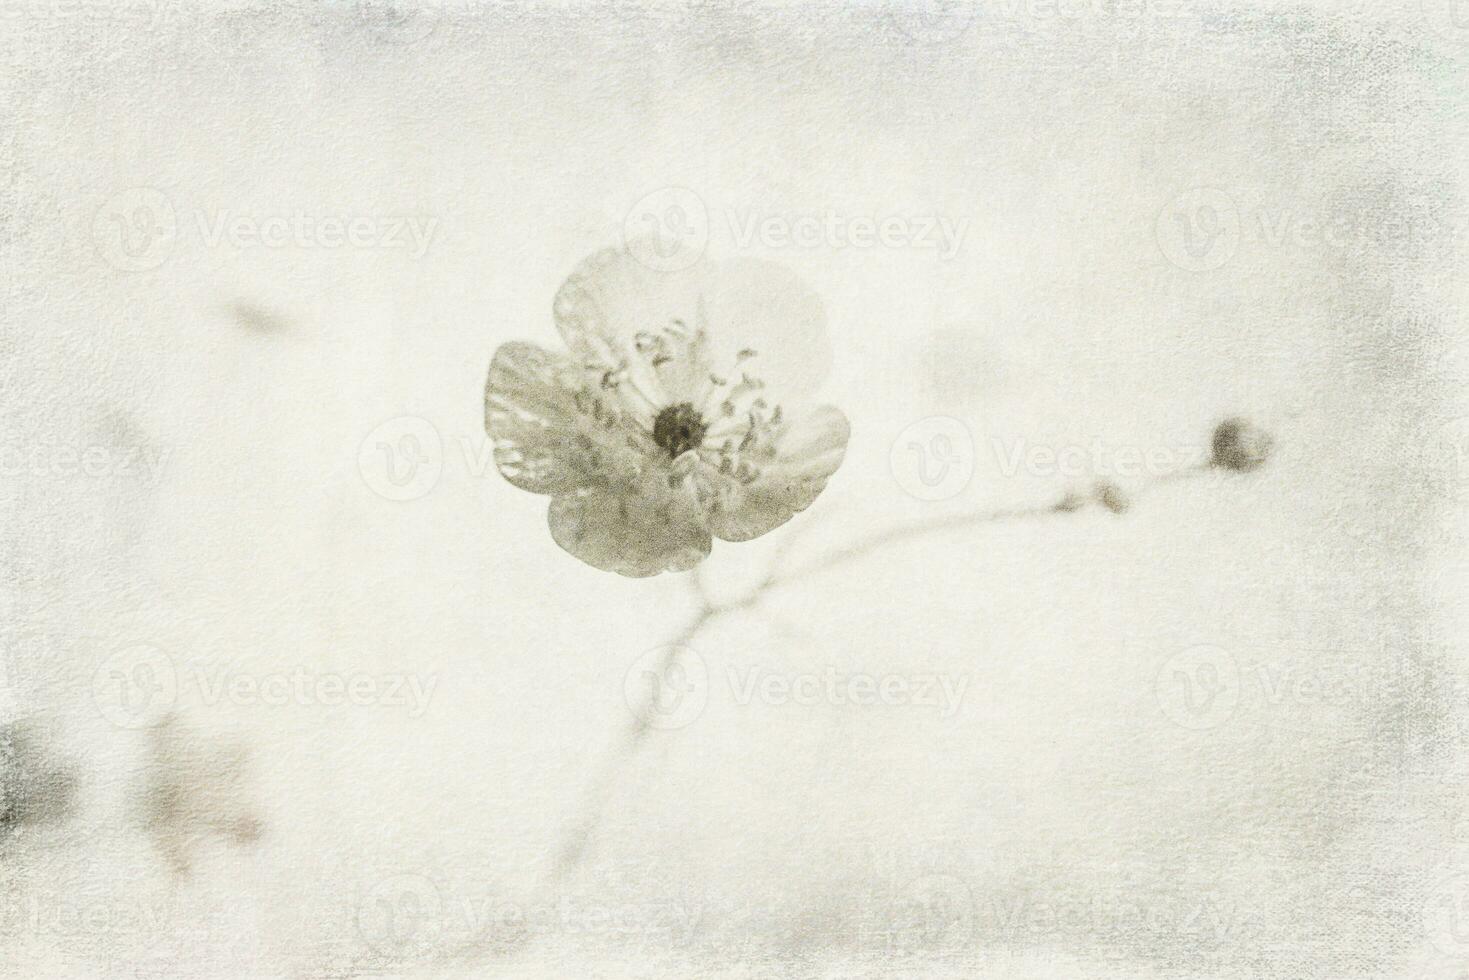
left=2, top=1, right=1466, bottom=976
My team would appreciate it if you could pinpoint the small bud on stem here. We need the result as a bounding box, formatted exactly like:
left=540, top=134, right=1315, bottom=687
left=1211, top=417, right=1273, bottom=472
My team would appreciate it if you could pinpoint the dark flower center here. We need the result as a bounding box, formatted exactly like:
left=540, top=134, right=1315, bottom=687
left=652, top=402, right=707, bottom=459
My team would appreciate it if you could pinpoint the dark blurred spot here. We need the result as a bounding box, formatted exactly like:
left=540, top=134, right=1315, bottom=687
left=919, top=326, right=993, bottom=409
left=226, top=300, right=290, bottom=335
left=141, top=713, right=264, bottom=876
left=351, top=0, right=436, bottom=45
left=0, top=721, right=76, bottom=831
left=1211, top=417, right=1274, bottom=473
left=1092, top=481, right=1130, bottom=514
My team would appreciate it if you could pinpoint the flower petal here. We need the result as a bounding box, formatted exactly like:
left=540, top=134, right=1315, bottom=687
left=483, top=341, right=647, bottom=496
left=699, top=257, right=832, bottom=396
left=552, top=244, right=834, bottom=414
left=552, top=242, right=717, bottom=406
left=698, top=404, right=850, bottom=543
left=547, top=477, right=712, bottom=577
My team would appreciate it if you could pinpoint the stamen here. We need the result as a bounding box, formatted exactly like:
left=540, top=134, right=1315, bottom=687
left=651, top=402, right=708, bottom=459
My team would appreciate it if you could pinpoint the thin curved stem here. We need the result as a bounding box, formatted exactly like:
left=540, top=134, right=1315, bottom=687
left=763, top=462, right=1217, bottom=591
left=479, top=459, right=1226, bottom=966
left=544, top=603, right=717, bottom=884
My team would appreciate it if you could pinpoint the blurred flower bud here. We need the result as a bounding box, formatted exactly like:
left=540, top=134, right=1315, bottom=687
left=1211, top=418, right=1273, bottom=472
left=1092, top=480, right=1130, bottom=514
left=1054, top=491, right=1086, bottom=513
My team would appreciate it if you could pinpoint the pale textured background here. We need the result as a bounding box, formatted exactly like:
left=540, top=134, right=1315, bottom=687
left=2, top=0, right=1468, bottom=976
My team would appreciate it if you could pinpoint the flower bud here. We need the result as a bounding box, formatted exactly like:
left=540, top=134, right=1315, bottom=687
left=1093, top=481, right=1130, bottom=514
left=1211, top=417, right=1273, bottom=472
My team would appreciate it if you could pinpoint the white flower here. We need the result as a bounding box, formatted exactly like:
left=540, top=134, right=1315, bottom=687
left=484, top=242, right=850, bottom=577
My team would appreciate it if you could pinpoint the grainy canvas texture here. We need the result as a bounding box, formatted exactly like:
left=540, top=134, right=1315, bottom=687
left=2, top=0, right=1467, bottom=977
